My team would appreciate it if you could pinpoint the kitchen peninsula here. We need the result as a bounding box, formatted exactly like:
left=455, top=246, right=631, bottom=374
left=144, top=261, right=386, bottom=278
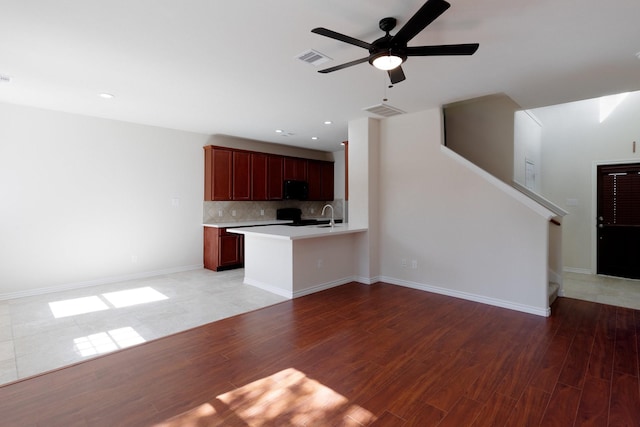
left=227, top=224, right=367, bottom=298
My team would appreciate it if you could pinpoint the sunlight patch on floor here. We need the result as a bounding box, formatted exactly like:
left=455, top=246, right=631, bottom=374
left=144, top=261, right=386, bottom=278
left=49, top=296, right=109, bottom=318
left=48, top=287, right=169, bottom=318
left=153, top=368, right=377, bottom=426
left=73, top=327, right=146, bottom=357
left=102, top=287, right=169, bottom=308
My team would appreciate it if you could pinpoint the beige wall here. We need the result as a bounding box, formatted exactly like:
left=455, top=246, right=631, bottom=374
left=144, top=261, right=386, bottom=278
left=372, top=108, right=552, bottom=315
left=443, top=94, right=521, bottom=184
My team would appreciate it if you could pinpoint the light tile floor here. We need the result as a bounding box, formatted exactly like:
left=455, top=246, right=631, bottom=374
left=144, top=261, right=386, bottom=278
left=0, top=268, right=286, bottom=386
left=562, top=271, right=640, bottom=310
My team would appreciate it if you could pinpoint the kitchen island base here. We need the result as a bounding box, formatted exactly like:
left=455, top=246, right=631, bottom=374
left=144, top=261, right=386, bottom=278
left=228, top=224, right=367, bottom=298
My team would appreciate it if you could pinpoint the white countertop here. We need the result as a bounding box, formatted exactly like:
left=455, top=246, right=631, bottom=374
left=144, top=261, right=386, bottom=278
left=227, top=223, right=367, bottom=240
left=202, top=220, right=292, bottom=228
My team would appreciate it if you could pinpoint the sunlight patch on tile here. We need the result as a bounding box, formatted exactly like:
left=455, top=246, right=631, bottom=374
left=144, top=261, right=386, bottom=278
left=102, top=287, right=168, bottom=308
left=73, top=327, right=145, bottom=357
left=49, top=296, right=109, bottom=318
left=152, top=368, right=376, bottom=426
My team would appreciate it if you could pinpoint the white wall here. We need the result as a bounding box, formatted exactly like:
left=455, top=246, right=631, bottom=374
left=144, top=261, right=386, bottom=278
left=348, top=117, right=381, bottom=283
left=514, top=110, right=542, bottom=192
left=533, top=92, right=640, bottom=272
left=0, top=103, right=208, bottom=298
left=375, top=109, right=552, bottom=316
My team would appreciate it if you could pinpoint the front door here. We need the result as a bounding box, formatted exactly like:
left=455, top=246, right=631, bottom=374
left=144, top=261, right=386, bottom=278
left=597, top=163, right=640, bottom=279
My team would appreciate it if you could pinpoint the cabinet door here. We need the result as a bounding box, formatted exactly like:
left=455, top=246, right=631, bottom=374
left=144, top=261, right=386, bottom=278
left=283, top=157, right=308, bottom=181
left=219, top=232, right=242, bottom=266
left=307, top=160, right=322, bottom=200
left=267, top=155, right=284, bottom=200
left=320, top=161, right=334, bottom=201
left=204, top=147, right=232, bottom=201
left=203, top=227, right=218, bottom=270
left=232, top=151, right=251, bottom=200
left=251, top=153, right=269, bottom=201
left=204, top=227, right=243, bottom=271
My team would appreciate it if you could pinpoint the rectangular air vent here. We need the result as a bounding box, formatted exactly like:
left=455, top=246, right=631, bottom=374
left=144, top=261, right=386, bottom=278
left=363, top=103, right=406, bottom=118
left=0, top=74, right=11, bottom=83
left=296, top=49, right=331, bottom=66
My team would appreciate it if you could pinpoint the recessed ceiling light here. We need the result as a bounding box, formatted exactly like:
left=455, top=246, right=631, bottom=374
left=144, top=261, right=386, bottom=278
left=311, top=137, right=318, bottom=140
left=324, top=121, right=332, bottom=125
left=275, top=129, right=283, bottom=133
left=99, top=93, right=114, bottom=99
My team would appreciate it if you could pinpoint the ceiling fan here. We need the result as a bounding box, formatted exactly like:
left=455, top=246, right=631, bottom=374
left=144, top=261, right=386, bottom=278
left=311, top=0, right=479, bottom=84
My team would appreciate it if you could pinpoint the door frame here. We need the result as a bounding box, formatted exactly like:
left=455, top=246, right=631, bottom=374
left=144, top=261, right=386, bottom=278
left=591, top=158, right=640, bottom=275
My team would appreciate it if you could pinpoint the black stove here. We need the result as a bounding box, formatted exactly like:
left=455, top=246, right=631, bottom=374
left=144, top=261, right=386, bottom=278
left=277, top=208, right=319, bottom=226
left=276, top=207, right=341, bottom=226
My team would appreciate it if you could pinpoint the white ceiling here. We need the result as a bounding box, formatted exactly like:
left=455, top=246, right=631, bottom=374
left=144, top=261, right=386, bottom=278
left=1, top=0, right=639, bottom=152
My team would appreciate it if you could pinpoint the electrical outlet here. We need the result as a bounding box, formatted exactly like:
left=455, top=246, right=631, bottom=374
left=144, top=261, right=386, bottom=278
left=401, top=258, right=407, bottom=268
left=310, top=208, right=315, bottom=214
left=260, top=209, right=265, bottom=216
left=411, top=260, right=418, bottom=269
left=231, top=210, right=236, bottom=216
left=317, top=259, right=323, bottom=269
left=218, top=210, right=223, bottom=217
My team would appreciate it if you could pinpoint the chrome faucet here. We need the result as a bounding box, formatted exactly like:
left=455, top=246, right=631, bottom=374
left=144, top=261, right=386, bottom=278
left=321, top=204, right=335, bottom=227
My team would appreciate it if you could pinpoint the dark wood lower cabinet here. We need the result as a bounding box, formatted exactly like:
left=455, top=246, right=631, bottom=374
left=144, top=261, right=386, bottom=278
left=203, top=227, right=243, bottom=271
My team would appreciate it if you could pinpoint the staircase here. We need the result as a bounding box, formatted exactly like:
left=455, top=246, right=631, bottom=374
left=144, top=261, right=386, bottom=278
left=549, top=281, right=560, bottom=306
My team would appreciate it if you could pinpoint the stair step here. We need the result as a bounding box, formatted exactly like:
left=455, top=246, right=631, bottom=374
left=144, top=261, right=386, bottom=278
left=548, top=281, right=560, bottom=305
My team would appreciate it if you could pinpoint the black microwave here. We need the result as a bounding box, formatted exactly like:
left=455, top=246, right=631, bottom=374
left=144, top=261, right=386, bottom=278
left=283, top=180, right=308, bottom=200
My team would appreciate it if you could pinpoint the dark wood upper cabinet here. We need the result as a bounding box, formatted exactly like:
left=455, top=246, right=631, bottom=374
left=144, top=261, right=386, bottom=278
left=267, top=155, right=284, bottom=200
left=204, top=146, right=232, bottom=201
left=320, top=161, right=334, bottom=201
left=204, top=146, right=332, bottom=201
left=283, top=157, right=308, bottom=181
left=232, top=151, right=251, bottom=201
left=251, top=153, right=269, bottom=201
left=308, top=160, right=334, bottom=201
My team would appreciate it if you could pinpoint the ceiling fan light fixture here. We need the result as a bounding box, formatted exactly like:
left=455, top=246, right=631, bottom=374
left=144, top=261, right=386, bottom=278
left=370, top=51, right=405, bottom=71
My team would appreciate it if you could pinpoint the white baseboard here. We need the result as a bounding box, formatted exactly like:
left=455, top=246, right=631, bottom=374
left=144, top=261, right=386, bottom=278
left=244, top=276, right=360, bottom=299
left=243, top=278, right=293, bottom=298
left=563, top=267, right=592, bottom=275
left=377, top=276, right=551, bottom=317
left=292, top=276, right=359, bottom=298
left=0, top=264, right=203, bottom=301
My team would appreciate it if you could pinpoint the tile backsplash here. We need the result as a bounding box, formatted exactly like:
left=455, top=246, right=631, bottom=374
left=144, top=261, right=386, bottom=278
left=203, top=199, right=344, bottom=224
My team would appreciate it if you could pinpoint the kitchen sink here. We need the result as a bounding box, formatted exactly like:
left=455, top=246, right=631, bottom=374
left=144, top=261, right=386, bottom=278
left=317, top=224, right=343, bottom=228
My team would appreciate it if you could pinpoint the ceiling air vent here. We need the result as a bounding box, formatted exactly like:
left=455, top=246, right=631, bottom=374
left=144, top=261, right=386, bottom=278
left=363, top=103, right=406, bottom=118
left=296, top=49, right=331, bottom=66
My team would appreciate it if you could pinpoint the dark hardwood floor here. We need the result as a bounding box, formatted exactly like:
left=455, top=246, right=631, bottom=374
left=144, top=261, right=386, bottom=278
left=1, top=282, right=639, bottom=426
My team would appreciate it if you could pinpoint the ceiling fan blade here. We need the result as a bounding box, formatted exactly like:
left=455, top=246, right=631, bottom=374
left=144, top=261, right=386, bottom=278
left=405, top=43, right=479, bottom=56
left=388, top=66, right=406, bottom=84
left=311, top=27, right=372, bottom=50
left=393, top=0, right=450, bottom=45
left=318, top=57, right=370, bottom=73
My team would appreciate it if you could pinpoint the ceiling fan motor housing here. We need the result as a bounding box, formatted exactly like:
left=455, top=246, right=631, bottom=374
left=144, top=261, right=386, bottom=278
left=379, top=17, right=397, bottom=33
